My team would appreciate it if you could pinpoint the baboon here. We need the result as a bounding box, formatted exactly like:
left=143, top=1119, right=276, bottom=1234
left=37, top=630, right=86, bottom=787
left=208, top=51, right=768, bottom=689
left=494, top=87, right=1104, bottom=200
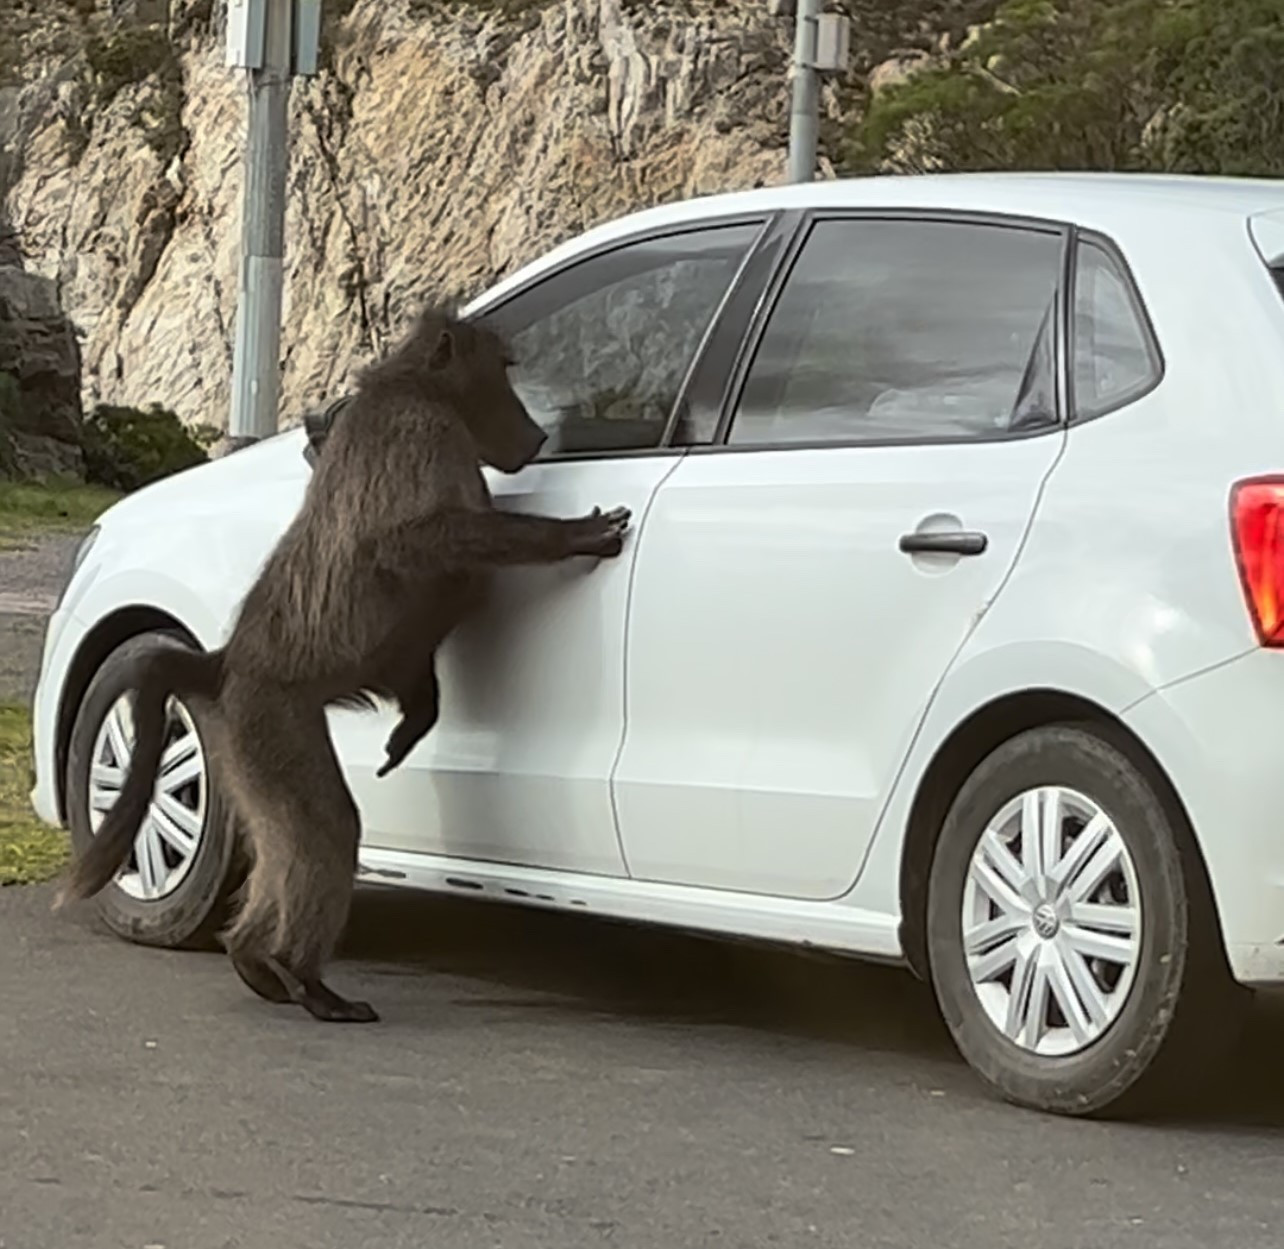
left=55, top=304, right=632, bottom=1023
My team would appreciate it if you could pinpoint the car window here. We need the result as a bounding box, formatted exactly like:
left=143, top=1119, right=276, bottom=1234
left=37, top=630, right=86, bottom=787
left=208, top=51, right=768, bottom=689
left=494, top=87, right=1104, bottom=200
left=482, top=223, right=760, bottom=456
left=727, top=218, right=1063, bottom=447
left=1072, top=238, right=1159, bottom=420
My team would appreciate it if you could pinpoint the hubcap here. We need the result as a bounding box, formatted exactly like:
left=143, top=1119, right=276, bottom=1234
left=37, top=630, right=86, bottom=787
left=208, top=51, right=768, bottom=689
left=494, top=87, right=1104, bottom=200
left=961, top=786, right=1142, bottom=1057
left=87, top=692, right=207, bottom=902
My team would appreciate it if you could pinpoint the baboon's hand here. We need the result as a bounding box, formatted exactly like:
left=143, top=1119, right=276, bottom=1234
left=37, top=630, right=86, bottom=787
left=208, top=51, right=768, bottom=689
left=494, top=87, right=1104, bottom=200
left=571, top=505, right=632, bottom=558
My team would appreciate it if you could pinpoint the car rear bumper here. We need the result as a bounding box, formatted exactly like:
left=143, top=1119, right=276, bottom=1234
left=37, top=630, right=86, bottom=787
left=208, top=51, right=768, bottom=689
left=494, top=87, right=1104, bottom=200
left=28, top=605, right=88, bottom=830
left=1124, top=649, right=1284, bottom=987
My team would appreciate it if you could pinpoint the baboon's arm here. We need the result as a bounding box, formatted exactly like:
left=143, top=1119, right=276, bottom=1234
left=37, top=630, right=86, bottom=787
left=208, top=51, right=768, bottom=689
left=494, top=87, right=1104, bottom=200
left=369, top=505, right=630, bottom=575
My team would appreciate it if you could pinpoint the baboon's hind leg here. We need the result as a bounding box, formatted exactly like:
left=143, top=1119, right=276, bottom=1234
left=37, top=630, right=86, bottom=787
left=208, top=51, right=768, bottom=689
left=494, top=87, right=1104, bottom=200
left=221, top=865, right=293, bottom=1004
left=227, top=698, right=378, bottom=1023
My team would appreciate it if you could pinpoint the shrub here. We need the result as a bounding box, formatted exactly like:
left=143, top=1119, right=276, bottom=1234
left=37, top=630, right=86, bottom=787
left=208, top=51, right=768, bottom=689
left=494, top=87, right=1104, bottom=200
left=0, top=371, right=19, bottom=476
left=82, top=401, right=209, bottom=492
left=84, top=25, right=174, bottom=109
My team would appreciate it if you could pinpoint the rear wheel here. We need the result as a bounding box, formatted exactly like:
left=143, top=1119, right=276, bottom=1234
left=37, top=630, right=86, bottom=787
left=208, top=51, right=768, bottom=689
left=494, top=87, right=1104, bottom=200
left=65, top=631, right=241, bottom=950
left=925, top=722, right=1246, bottom=1117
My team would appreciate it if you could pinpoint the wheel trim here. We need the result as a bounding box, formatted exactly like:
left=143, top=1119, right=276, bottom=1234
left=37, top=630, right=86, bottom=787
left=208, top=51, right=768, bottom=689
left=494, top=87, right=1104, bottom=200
left=87, top=693, right=207, bottom=902
left=961, top=786, right=1143, bottom=1058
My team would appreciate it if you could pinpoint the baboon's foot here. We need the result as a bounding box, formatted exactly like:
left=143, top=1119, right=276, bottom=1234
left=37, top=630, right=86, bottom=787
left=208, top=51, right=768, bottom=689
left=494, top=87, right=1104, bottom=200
left=266, top=956, right=380, bottom=1023
left=298, top=979, right=380, bottom=1024
left=229, top=952, right=293, bottom=1004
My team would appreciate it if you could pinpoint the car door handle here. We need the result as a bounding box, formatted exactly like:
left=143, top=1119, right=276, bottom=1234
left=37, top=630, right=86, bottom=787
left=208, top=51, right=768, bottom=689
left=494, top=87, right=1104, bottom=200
left=898, top=530, right=989, bottom=557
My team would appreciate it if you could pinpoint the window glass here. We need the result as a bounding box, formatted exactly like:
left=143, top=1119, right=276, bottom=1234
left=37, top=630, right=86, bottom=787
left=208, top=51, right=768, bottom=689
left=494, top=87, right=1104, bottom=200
left=1072, top=239, right=1159, bottom=419
left=484, top=223, right=759, bottom=455
left=729, top=218, right=1063, bottom=446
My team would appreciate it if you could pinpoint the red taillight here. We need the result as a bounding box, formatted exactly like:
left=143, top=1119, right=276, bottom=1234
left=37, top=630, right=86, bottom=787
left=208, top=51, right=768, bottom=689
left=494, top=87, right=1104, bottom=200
left=1230, top=476, right=1284, bottom=646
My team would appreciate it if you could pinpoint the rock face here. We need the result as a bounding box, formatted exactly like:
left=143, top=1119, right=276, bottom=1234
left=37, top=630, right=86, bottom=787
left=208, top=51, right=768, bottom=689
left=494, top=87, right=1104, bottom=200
left=3, top=0, right=817, bottom=433
left=0, top=262, right=84, bottom=478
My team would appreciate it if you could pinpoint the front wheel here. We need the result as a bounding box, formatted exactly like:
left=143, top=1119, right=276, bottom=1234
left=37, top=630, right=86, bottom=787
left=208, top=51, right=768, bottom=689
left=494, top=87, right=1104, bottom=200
left=925, top=723, right=1246, bottom=1118
left=64, top=631, right=241, bottom=950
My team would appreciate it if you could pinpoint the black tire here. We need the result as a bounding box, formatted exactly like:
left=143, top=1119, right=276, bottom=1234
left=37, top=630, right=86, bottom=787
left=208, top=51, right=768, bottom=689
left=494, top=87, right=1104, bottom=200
left=65, top=631, right=241, bottom=951
left=925, top=722, right=1247, bottom=1118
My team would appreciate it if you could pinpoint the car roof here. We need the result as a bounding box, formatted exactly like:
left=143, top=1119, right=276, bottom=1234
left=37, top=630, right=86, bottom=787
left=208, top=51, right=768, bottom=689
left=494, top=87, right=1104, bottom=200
left=466, top=171, right=1284, bottom=314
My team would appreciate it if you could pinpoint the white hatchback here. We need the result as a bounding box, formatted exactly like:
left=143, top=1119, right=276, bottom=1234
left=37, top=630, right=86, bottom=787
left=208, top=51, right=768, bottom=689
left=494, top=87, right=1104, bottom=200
left=30, top=172, right=1284, bottom=1117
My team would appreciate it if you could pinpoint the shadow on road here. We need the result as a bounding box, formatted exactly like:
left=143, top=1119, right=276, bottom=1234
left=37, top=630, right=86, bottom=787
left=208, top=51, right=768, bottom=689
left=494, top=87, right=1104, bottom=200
left=339, top=884, right=1284, bottom=1134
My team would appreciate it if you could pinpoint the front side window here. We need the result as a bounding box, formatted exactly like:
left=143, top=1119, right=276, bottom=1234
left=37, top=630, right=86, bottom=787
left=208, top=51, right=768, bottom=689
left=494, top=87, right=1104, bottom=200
left=728, top=217, right=1064, bottom=447
left=1072, top=238, right=1160, bottom=420
left=484, top=223, right=760, bottom=455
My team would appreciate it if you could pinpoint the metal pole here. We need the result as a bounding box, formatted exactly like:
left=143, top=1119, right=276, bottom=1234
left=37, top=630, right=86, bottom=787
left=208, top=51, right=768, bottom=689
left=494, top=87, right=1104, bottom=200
left=787, top=0, right=820, bottom=183
left=228, top=0, right=294, bottom=442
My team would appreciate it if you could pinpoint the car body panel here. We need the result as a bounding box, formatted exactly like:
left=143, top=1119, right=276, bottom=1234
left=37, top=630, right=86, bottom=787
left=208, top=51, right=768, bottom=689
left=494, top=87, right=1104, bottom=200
left=612, top=434, right=1066, bottom=899
left=351, top=452, right=686, bottom=877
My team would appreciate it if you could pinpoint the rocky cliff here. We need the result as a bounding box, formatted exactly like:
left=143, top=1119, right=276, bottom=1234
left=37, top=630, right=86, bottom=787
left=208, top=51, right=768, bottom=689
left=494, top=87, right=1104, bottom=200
left=2, top=0, right=820, bottom=434
left=1, top=0, right=994, bottom=438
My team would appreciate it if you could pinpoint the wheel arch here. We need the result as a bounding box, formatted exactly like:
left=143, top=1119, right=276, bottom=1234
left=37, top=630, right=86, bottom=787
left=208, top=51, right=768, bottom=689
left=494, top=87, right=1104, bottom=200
left=895, top=687, right=1227, bottom=984
left=53, top=606, right=202, bottom=823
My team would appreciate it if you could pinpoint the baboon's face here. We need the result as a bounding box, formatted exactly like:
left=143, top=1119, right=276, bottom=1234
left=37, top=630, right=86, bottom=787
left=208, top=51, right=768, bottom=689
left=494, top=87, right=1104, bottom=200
left=429, top=321, right=547, bottom=473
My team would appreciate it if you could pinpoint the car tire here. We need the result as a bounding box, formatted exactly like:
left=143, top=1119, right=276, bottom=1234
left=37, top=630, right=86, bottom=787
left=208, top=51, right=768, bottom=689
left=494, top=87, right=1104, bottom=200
left=925, top=722, right=1247, bottom=1118
left=65, top=630, right=242, bottom=951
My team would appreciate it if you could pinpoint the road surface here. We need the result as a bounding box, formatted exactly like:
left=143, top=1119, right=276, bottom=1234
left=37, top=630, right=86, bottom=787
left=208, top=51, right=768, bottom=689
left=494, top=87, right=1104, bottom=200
left=2, top=882, right=1281, bottom=1249
left=0, top=532, right=79, bottom=705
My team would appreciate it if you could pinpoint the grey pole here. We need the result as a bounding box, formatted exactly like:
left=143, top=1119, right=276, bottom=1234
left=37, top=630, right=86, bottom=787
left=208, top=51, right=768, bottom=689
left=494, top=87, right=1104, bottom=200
left=227, top=0, right=294, bottom=443
left=787, top=0, right=820, bottom=183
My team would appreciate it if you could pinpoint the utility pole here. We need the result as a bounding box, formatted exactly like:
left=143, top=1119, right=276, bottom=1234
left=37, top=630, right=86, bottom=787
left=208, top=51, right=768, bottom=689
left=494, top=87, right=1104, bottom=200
left=224, top=0, right=322, bottom=446
left=787, top=0, right=821, bottom=184
left=779, top=1, right=852, bottom=184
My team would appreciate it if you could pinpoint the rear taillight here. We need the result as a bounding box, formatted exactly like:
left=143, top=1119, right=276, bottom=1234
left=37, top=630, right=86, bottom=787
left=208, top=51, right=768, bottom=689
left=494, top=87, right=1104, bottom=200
left=1230, top=476, right=1284, bottom=646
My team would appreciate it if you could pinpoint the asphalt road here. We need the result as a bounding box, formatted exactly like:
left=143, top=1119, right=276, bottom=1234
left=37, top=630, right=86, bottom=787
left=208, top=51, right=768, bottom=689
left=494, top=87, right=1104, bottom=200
left=0, top=532, right=79, bottom=705
left=2, top=882, right=1281, bottom=1249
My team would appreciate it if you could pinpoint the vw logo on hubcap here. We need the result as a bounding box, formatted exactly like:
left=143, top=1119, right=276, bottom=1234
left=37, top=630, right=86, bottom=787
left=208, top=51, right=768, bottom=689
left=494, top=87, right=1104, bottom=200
left=1032, top=902, right=1060, bottom=940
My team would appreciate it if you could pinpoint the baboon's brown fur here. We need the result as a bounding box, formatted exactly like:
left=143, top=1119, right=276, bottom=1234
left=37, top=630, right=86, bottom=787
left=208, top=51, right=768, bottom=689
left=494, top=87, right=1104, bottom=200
left=55, top=305, right=632, bottom=1022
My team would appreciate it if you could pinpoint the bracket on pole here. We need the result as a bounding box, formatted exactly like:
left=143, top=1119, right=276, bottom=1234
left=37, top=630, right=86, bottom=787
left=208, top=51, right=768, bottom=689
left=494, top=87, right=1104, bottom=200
left=810, top=13, right=851, bottom=74
left=226, top=0, right=322, bottom=76
left=225, top=0, right=266, bottom=69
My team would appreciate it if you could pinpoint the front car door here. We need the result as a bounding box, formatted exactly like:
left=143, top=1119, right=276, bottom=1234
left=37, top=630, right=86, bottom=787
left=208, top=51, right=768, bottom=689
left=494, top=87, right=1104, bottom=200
left=341, top=216, right=768, bottom=875
left=613, top=210, right=1071, bottom=899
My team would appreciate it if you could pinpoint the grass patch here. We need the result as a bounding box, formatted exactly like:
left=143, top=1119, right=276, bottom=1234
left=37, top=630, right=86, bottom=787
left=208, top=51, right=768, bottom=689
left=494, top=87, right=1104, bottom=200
left=0, top=479, right=120, bottom=548
left=0, top=703, right=68, bottom=886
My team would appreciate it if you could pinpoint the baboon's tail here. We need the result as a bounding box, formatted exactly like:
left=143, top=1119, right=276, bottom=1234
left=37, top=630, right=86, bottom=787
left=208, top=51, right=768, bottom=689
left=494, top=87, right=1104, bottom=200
left=54, top=644, right=225, bottom=908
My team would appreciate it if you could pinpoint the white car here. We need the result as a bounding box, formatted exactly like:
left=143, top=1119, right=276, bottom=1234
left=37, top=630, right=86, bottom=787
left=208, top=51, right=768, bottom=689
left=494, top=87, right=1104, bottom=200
left=31, top=171, right=1284, bottom=1117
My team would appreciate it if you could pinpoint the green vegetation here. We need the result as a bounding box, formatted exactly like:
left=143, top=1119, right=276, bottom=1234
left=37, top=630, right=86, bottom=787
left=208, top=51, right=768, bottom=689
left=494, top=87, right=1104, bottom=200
left=84, top=24, right=172, bottom=108
left=0, top=478, right=120, bottom=548
left=82, top=401, right=210, bottom=493
left=844, top=0, right=1284, bottom=176
left=84, top=22, right=188, bottom=164
left=0, top=704, right=68, bottom=887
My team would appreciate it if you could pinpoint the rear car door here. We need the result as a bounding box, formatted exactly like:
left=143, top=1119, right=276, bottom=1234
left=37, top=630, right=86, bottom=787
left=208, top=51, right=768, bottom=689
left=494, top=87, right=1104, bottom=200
left=340, top=217, right=768, bottom=875
left=612, top=211, right=1070, bottom=899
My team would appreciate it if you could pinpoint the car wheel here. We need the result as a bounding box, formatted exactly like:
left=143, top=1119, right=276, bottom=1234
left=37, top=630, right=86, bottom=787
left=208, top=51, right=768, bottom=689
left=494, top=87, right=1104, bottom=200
left=65, top=631, right=241, bottom=950
left=925, top=722, right=1245, bottom=1118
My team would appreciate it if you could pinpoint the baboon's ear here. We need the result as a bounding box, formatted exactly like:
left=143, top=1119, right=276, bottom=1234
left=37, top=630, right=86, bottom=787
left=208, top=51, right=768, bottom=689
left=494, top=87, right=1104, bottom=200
left=428, top=329, right=454, bottom=370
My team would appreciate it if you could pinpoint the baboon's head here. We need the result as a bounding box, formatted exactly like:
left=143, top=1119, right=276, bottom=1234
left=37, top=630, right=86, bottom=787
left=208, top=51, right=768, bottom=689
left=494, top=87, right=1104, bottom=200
left=409, top=307, right=547, bottom=473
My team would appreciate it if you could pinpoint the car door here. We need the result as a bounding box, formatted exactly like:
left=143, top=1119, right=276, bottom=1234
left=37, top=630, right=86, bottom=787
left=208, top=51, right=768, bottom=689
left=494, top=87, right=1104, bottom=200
left=612, top=211, right=1070, bottom=900
left=339, top=216, right=769, bottom=876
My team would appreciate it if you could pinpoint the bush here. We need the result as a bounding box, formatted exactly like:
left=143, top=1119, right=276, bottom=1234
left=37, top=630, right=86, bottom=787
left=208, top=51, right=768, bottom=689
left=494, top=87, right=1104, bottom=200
left=843, top=0, right=1284, bottom=177
left=84, top=24, right=174, bottom=108
left=0, top=371, right=18, bottom=476
left=82, top=401, right=209, bottom=492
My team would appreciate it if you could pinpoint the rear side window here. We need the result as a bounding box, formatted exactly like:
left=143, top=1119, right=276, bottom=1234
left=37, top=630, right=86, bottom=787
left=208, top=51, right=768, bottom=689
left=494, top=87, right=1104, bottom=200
left=727, top=217, right=1063, bottom=447
left=1071, top=239, right=1160, bottom=420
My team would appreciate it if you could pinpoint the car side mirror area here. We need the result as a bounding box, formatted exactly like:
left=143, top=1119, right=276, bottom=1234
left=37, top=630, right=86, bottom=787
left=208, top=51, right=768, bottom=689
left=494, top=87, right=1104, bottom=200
left=301, top=395, right=353, bottom=469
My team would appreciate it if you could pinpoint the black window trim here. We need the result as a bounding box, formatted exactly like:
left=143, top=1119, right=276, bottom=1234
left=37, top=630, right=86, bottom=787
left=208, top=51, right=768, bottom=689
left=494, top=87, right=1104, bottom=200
left=468, top=210, right=779, bottom=464
left=1066, top=227, right=1166, bottom=426
left=701, top=206, right=1077, bottom=457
